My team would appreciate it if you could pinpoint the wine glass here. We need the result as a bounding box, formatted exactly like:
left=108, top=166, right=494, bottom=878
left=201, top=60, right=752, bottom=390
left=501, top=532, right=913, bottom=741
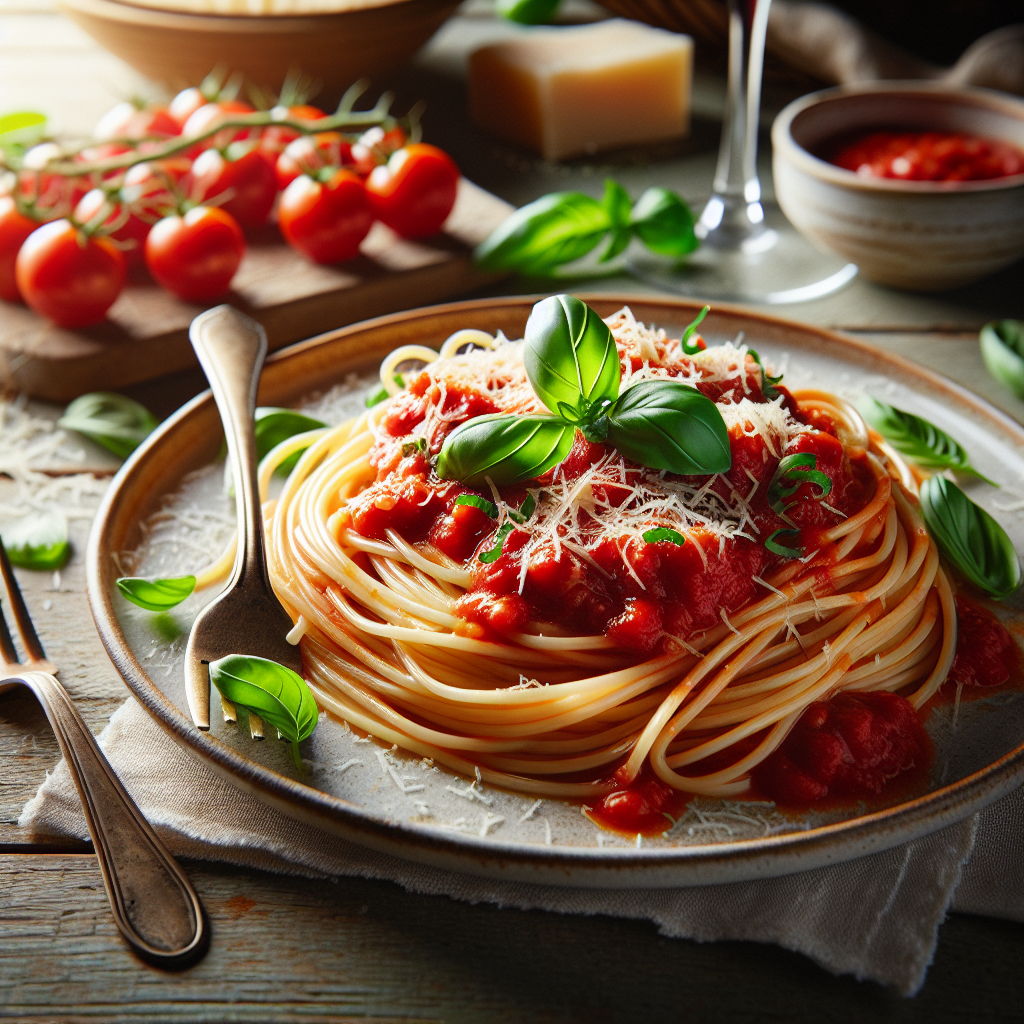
left=628, top=0, right=858, bottom=303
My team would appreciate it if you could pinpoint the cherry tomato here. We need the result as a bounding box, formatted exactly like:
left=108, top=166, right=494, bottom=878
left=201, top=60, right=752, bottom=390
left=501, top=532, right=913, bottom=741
left=0, top=196, right=41, bottom=302
left=350, top=125, right=407, bottom=176
left=73, top=188, right=148, bottom=268
left=181, top=100, right=258, bottom=155
left=145, top=205, right=245, bottom=302
left=168, top=86, right=208, bottom=129
left=191, top=146, right=277, bottom=227
left=275, top=132, right=352, bottom=190
left=18, top=143, right=92, bottom=218
left=94, top=101, right=180, bottom=141
left=278, top=169, right=372, bottom=264
left=259, top=104, right=328, bottom=162
left=365, top=143, right=459, bottom=239
left=15, top=219, right=126, bottom=328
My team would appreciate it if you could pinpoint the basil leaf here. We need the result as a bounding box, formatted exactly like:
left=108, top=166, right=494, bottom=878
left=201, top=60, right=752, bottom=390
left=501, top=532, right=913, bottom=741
left=768, top=453, right=832, bottom=514
left=766, top=528, right=803, bottom=559
left=0, top=111, right=47, bottom=146
left=479, top=522, right=515, bottom=563
left=58, top=392, right=158, bottom=459
left=401, top=437, right=428, bottom=458
left=859, top=397, right=994, bottom=485
left=524, top=295, right=621, bottom=416
left=980, top=319, right=1024, bottom=401
left=436, top=414, right=574, bottom=486
left=599, top=179, right=633, bottom=262
left=255, top=407, right=326, bottom=474
left=606, top=380, right=732, bottom=476
left=116, top=575, right=196, bottom=611
left=1, top=511, right=70, bottom=570
left=919, top=476, right=1021, bottom=600
left=747, top=349, right=783, bottom=400
left=496, top=0, right=560, bottom=23
left=366, top=374, right=404, bottom=408
left=680, top=305, right=709, bottom=356
left=629, top=187, right=698, bottom=258
left=474, top=192, right=611, bottom=274
left=210, top=654, right=319, bottom=768
left=454, top=494, right=497, bottom=518
left=507, top=492, right=537, bottom=524
left=643, top=527, right=686, bottom=546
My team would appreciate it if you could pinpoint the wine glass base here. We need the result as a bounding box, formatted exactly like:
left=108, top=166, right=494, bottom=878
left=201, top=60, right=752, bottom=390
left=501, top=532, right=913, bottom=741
left=628, top=203, right=858, bottom=305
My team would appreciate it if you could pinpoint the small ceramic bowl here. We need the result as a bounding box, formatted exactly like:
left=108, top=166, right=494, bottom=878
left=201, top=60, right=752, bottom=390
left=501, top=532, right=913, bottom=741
left=771, top=83, right=1024, bottom=291
left=58, top=0, right=461, bottom=105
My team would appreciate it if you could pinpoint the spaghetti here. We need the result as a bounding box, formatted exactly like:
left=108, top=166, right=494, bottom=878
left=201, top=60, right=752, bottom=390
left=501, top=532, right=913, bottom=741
left=256, top=308, right=955, bottom=806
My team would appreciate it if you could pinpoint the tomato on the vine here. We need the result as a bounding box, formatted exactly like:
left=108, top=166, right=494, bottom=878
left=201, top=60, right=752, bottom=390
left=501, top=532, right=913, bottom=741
left=350, top=125, right=407, bottom=176
left=365, top=143, right=458, bottom=239
left=18, top=143, right=91, bottom=218
left=259, top=104, right=328, bottom=162
left=15, top=219, right=126, bottom=328
left=181, top=100, right=258, bottom=154
left=73, top=188, right=150, bottom=268
left=275, top=132, right=352, bottom=190
left=94, top=101, right=180, bottom=142
left=168, top=86, right=209, bottom=129
left=191, top=145, right=278, bottom=227
left=278, top=168, right=373, bottom=264
left=0, top=197, right=41, bottom=303
left=145, top=205, right=246, bottom=302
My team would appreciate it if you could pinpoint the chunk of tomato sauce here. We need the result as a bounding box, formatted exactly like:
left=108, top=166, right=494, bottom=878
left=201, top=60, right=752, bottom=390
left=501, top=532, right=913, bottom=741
left=945, top=596, right=1022, bottom=691
left=588, top=764, right=691, bottom=838
left=751, top=692, right=931, bottom=809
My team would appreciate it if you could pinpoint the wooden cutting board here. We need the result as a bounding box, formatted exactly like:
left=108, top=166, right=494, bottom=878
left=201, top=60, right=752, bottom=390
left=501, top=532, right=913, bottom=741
left=0, top=178, right=514, bottom=403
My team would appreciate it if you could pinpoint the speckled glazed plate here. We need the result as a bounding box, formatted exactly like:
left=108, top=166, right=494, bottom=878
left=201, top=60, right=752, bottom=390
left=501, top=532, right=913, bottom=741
left=86, top=296, right=1024, bottom=888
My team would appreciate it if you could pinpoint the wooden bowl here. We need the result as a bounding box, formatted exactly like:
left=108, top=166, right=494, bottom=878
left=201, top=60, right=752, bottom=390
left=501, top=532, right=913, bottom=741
left=58, top=0, right=461, bottom=103
left=771, top=83, right=1024, bottom=291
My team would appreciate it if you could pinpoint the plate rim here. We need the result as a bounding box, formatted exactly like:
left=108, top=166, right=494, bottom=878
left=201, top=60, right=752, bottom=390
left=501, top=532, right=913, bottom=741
left=86, top=293, right=1024, bottom=887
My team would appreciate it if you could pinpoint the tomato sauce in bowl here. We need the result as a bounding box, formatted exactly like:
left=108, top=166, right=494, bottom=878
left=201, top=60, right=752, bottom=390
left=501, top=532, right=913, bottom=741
left=827, top=130, right=1024, bottom=182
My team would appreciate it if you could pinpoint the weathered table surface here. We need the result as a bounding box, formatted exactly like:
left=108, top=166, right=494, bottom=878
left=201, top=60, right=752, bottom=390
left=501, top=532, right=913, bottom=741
left=1, top=4, right=1022, bottom=1021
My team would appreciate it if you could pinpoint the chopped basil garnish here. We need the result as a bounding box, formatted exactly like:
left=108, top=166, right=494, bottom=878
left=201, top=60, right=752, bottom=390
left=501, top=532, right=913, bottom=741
left=209, top=654, right=319, bottom=768
left=747, top=349, right=783, bottom=401
left=116, top=575, right=196, bottom=611
left=768, top=453, right=832, bottom=516
left=254, top=407, right=326, bottom=475
left=643, top=527, right=686, bottom=546
left=401, top=437, right=428, bottom=458
left=765, top=528, right=803, bottom=559
left=1, top=511, right=70, bottom=570
left=979, top=319, right=1024, bottom=400
left=508, top=492, right=537, bottom=524
left=479, top=522, right=515, bottom=564
left=859, top=397, right=994, bottom=485
left=679, top=305, right=710, bottom=356
left=454, top=494, right=497, bottom=518
left=436, top=297, right=732, bottom=485
left=919, top=476, right=1021, bottom=600
left=58, top=392, right=158, bottom=459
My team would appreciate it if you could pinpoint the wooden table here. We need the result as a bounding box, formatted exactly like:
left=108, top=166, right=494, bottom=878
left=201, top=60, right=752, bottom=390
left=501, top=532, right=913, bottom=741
left=1, top=5, right=1022, bottom=1021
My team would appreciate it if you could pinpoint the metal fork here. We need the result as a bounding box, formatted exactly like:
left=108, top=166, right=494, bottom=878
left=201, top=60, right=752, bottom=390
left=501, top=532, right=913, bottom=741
left=184, top=305, right=302, bottom=732
left=0, top=542, right=207, bottom=966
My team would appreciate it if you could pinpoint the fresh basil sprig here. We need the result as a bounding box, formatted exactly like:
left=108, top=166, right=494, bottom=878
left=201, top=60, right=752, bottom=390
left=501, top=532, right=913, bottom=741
left=58, top=392, right=158, bottom=459
left=747, top=349, right=783, bottom=400
left=116, top=575, right=196, bottom=611
left=919, top=476, right=1021, bottom=600
left=1, top=511, right=70, bottom=570
left=474, top=180, right=697, bottom=276
left=766, top=528, right=803, bottom=559
left=209, top=654, right=319, bottom=768
left=455, top=494, right=497, bottom=518
left=255, top=408, right=326, bottom=475
left=768, top=453, right=832, bottom=516
left=436, top=414, right=574, bottom=487
left=979, top=319, right=1024, bottom=401
left=643, top=527, right=686, bottom=546
left=859, top=397, right=994, bottom=485
left=680, top=306, right=709, bottom=356
left=437, top=296, right=732, bottom=485
left=605, top=380, right=731, bottom=476
left=479, top=523, right=515, bottom=564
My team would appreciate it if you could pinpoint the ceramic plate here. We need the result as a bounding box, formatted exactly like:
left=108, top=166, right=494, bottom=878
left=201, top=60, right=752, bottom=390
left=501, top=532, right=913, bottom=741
left=87, top=296, right=1024, bottom=887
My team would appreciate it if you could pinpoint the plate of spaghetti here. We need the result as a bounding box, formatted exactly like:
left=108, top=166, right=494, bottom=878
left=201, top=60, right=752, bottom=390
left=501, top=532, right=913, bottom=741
left=88, top=295, right=1024, bottom=886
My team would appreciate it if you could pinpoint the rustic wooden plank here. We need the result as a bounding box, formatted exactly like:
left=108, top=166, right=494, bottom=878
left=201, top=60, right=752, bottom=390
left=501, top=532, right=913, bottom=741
left=0, top=854, right=1020, bottom=1023
left=0, top=180, right=513, bottom=403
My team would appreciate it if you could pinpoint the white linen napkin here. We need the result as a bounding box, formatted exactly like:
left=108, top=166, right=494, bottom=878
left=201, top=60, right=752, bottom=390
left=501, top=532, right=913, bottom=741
left=20, top=697, right=1022, bottom=996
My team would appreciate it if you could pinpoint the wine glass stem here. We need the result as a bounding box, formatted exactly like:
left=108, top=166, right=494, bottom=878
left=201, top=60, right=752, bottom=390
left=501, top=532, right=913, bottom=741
left=697, top=0, right=772, bottom=248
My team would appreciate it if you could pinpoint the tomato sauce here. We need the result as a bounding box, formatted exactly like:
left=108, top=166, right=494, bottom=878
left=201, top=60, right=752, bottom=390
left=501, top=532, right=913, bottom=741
left=588, top=764, right=691, bottom=838
left=827, top=130, right=1024, bottom=182
left=945, top=596, right=1022, bottom=691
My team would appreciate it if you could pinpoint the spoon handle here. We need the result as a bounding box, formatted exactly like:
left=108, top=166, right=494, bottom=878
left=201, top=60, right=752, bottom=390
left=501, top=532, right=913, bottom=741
left=3, top=671, right=207, bottom=966
left=189, top=306, right=270, bottom=596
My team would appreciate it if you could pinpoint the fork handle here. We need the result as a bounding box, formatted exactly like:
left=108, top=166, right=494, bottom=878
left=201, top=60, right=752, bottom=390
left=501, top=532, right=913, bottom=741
left=189, top=305, right=270, bottom=595
left=4, top=671, right=207, bottom=966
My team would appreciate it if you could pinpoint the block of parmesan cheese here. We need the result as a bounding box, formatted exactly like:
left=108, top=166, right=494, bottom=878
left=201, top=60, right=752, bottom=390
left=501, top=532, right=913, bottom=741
left=468, top=19, right=693, bottom=162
